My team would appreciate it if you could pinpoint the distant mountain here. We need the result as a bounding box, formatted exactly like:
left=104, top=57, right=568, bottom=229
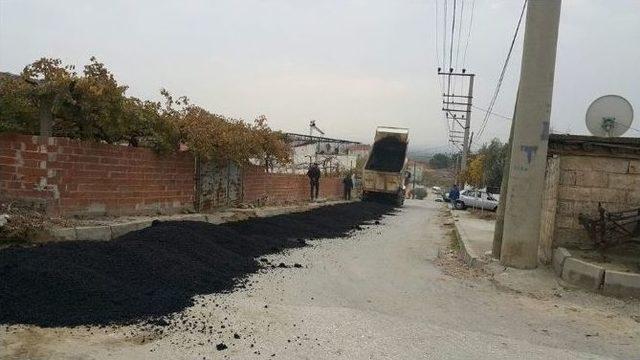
left=407, top=147, right=453, bottom=161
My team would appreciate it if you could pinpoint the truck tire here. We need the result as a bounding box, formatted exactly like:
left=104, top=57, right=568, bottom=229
left=395, top=191, right=405, bottom=207
left=454, top=201, right=465, bottom=210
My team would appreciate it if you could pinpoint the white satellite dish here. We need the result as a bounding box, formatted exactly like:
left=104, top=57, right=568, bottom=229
left=585, top=95, right=634, bottom=137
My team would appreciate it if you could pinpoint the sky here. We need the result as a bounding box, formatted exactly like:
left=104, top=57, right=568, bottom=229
left=1, top=0, right=639, bottom=151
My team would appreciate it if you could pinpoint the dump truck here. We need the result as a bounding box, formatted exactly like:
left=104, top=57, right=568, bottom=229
left=361, top=126, right=410, bottom=206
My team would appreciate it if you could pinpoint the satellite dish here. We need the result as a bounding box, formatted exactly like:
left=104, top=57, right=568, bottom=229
left=585, top=95, right=634, bottom=137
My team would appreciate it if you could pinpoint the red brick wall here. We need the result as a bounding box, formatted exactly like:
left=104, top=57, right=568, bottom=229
left=0, top=134, right=195, bottom=216
left=242, top=166, right=343, bottom=204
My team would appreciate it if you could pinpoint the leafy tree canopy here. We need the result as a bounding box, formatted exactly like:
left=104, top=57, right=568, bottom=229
left=428, top=152, right=454, bottom=169
left=0, top=57, right=290, bottom=166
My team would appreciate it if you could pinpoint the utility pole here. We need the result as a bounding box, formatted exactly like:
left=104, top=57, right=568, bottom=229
left=438, top=70, right=475, bottom=172
left=461, top=74, right=474, bottom=171
left=412, top=161, right=416, bottom=191
left=500, top=0, right=562, bottom=269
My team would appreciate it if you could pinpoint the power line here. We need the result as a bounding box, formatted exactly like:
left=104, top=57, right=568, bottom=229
left=476, top=0, right=527, bottom=141
left=471, top=105, right=512, bottom=120
left=461, top=0, right=476, bottom=70
left=443, top=0, right=448, bottom=71
left=446, top=0, right=457, bottom=99
left=454, top=0, right=465, bottom=72
left=434, top=0, right=445, bottom=93
left=448, top=0, right=456, bottom=70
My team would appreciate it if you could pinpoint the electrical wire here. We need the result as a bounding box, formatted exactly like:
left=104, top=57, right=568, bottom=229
left=471, top=105, right=512, bottom=120
left=461, top=0, right=475, bottom=70
left=448, top=0, right=456, bottom=70
left=453, top=0, right=466, bottom=95
left=446, top=0, right=457, bottom=106
left=443, top=0, right=448, bottom=73
left=476, top=0, right=527, bottom=141
left=434, top=0, right=449, bottom=144
left=454, top=0, right=464, bottom=73
left=434, top=0, right=445, bottom=94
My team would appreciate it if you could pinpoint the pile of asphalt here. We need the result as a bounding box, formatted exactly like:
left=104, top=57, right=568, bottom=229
left=0, top=202, right=393, bottom=327
left=364, top=137, right=407, bottom=173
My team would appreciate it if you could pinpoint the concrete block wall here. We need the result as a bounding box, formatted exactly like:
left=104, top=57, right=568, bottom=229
left=554, top=155, right=640, bottom=248
left=242, top=166, right=343, bottom=204
left=0, top=133, right=195, bottom=217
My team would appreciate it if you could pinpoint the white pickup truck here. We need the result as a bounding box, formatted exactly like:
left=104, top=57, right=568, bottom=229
left=361, top=126, right=410, bottom=206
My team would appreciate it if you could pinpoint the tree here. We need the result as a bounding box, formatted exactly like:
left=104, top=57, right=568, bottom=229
left=462, top=154, right=485, bottom=187
left=0, top=72, right=38, bottom=133
left=429, top=153, right=453, bottom=169
left=1, top=57, right=291, bottom=166
left=21, top=58, right=77, bottom=136
left=477, top=138, right=508, bottom=191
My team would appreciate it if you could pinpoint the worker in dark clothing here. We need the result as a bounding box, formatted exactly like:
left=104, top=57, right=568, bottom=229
left=342, top=172, right=354, bottom=200
left=449, top=184, right=460, bottom=210
left=307, top=162, right=321, bottom=200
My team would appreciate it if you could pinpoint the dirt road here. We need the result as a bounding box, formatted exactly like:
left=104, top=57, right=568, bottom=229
left=2, top=200, right=639, bottom=359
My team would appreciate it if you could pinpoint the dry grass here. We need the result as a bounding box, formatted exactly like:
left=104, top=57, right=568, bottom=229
left=434, top=247, right=486, bottom=279
left=0, top=201, right=73, bottom=246
left=467, top=208, right=497, bottom=221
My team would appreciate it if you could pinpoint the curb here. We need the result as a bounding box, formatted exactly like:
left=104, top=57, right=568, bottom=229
left=47, top=200, right=353, bottom=242
left=554, top=246, right=640, bottom=299
left=446, top=208, right=485, bottom=268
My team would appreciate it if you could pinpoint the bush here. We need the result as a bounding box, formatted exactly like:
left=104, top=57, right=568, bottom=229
left=413, top=187, right=428, bottom=200
left=0, top=57, right=291, bottom=166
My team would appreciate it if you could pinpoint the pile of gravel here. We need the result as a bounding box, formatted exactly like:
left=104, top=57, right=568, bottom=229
left=0, top=202, right=393, bottom=327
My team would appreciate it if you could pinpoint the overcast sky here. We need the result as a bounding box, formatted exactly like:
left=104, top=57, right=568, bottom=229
left=1, top=0, right=639, bottom=150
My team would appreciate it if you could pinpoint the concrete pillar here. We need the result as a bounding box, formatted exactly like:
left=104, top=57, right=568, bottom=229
left=39, top=98, right=53, bottom=138
left=500, top=0, right=562, bottom=269
left=461, top=75, right=475, bottom=172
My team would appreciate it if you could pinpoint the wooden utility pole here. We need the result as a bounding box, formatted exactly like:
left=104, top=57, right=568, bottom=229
left=500, top=0, right=562, bottom=269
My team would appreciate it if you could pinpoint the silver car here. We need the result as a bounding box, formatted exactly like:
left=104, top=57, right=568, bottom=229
left=455, top=189, right=499, bottom=211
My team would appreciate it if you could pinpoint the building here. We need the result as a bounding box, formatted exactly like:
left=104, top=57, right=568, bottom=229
left=538, top=134, right=640, bottom=261
left=283, top=133, right=362, bottom=174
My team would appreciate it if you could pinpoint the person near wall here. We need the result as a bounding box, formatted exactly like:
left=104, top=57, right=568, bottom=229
left=307, top=162, right=321, bottom=200
left=342, top=172, right=354, bottom=200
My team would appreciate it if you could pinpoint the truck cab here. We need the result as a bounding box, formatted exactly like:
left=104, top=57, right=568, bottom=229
left=361, top=126, right=409, bottom=206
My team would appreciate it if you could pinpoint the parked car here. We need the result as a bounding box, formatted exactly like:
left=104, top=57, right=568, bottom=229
left=455, top=189, right=499, bottom=211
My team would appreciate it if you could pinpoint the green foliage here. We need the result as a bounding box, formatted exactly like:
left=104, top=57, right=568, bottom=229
left=0, top=57, right=291, bottom=165
left=462, top=154, right=485, bottom=187
left=0, top=73, right=39, bottom=133
left=412, top=187, right=427, bottom=199
left=459, top=138, right=508, bottom=190
left=477, top=138, right=508, bottom=190
left=429, top=153, right=454, bottom=169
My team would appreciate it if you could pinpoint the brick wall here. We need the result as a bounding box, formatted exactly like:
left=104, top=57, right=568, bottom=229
left=242, top=166, right=343, bottom=204
left=0, top=133, right=195, bottom=217
left=554, top=155, right=640, bottom=248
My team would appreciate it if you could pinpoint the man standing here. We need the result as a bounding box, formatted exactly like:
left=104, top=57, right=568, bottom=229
left=342, top=172, right=354, bottom=200
left=449, top=184, right=460, bottom=210
left=307, top=162, right=321, bottom=200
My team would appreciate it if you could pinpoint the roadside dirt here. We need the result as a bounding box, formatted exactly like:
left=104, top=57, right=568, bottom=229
left=0, top=202, right=394, bottom=328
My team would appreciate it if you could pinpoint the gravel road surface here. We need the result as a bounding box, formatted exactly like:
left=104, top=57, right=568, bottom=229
left=2, top=200, right=638, bottom=359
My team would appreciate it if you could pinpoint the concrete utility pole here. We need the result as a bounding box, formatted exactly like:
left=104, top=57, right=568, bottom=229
left=500, top=0, right=562, bottom=269
left=461, top=74, right=474, bottom=172
left=438, top=70, right=475, bottom=173
left=492, top=102, right=516, bottom=258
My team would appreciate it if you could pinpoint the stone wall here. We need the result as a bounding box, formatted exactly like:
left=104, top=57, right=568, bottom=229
left=547, top=135, right=640, bottom=249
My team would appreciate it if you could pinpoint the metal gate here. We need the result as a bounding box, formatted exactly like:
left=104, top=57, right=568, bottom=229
left=196, top=160, right=241, bottom=211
